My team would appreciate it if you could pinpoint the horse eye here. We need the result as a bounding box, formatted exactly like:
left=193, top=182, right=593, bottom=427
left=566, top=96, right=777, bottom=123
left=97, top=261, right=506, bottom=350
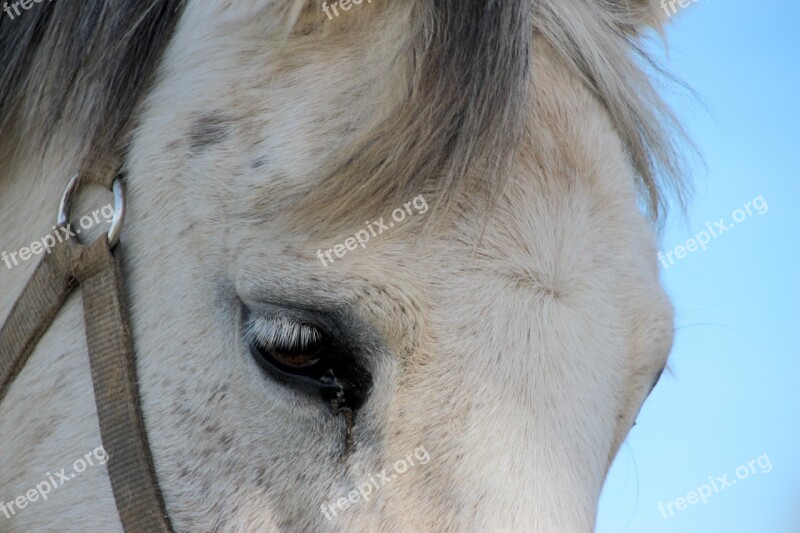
left=649, top=365, right=666, bottom=394
left=247, top=323, right=337, bottom=387
left=243, top=309, right=369, bottom=412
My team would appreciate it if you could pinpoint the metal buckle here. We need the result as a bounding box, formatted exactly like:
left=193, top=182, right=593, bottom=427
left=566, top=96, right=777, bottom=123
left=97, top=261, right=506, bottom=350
left=57, top=174, right=126, bottom=249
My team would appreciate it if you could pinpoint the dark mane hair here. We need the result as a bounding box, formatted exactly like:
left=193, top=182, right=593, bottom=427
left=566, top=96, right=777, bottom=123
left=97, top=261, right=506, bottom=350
left=292, top=0, right=690, bottom=226
left=0, top=0, right=689, bottom=222
left=291, top=0, right=533, bottom=229
left=0, top=0, right=185, bottom=157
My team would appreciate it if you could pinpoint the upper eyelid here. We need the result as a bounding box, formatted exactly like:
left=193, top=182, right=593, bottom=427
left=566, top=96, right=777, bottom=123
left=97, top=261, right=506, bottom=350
left=245, top=315, right=322, bottom=349
left=239, top=303, right=372, bottom=358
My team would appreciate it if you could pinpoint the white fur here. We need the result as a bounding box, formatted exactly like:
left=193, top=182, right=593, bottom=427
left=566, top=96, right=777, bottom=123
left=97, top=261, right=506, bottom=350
left=0, top=1, right=675, bottom=531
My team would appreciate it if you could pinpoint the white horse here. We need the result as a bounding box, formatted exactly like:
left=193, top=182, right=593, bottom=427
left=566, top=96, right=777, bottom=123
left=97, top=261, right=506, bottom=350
left=0, top=0, right=689, bottom=530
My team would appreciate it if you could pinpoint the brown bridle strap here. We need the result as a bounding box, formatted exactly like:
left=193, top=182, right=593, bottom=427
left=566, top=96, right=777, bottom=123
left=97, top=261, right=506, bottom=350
left=0, top=174, right=174, bottom=532
left=0, top=238, right=75, bottom=402
left=78, top=234, right=174, bottom=533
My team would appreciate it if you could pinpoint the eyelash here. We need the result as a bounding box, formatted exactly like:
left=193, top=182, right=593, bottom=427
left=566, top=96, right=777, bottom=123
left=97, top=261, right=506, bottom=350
left=244, top=315, right=322, bottom=351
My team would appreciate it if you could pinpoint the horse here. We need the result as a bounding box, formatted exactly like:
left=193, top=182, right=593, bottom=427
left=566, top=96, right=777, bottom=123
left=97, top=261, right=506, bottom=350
left=0, top=0, right=691, bottom=530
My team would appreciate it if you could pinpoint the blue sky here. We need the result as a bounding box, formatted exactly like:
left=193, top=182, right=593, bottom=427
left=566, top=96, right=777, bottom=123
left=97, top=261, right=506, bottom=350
left=596, top=1, right=800, bottom=532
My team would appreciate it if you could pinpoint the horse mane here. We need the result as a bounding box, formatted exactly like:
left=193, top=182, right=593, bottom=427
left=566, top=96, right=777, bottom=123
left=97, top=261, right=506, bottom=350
left=532, top=0, right=693, bottom=220
left=0, top=0, right=185, bottom=162
left=292, top=0, right=691, bottom=229
left=0, top=0, right=690, bottom=222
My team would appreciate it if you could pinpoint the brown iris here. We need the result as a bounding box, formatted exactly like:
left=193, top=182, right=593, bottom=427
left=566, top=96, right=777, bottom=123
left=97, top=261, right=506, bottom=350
left=269, top=345, right=322, bottom=368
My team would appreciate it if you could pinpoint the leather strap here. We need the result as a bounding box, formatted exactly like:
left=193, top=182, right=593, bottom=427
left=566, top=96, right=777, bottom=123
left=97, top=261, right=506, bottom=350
left=76, top=237, right=174, bottom=533
left=0, top=239, right=74, bottom=405
left=0, top=207, right=174, bottom=532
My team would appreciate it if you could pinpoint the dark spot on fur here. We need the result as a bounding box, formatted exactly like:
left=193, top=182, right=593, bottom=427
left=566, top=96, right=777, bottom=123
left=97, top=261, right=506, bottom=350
left=189, top=112, right=230, bottom=152
left=251, top=156, right=268, bottom=169
left=256, top=466, right=268, bottom=487
left=177, top=221, right=196, bottom=239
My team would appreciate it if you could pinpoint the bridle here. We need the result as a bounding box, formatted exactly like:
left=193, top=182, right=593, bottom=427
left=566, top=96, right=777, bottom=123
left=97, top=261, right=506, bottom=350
left=0, top=150, right=174, bottom=532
